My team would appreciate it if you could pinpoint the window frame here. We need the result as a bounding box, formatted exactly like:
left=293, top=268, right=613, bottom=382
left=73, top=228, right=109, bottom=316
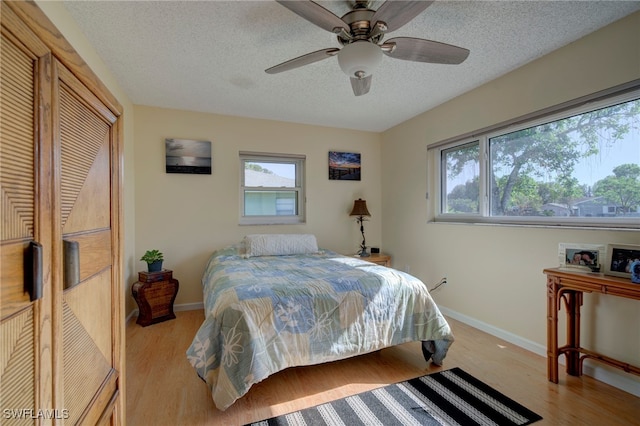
left=432, top=83, right=640, bottom=229
left=239, top=151, right=306, bottom=225
left=439, top=139, right=485, bottom=218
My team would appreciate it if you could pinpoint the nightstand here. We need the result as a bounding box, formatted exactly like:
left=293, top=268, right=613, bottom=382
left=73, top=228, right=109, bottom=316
left=360, top=253, right=391, bottom=267
left=132, top=269, right=179, bottom=327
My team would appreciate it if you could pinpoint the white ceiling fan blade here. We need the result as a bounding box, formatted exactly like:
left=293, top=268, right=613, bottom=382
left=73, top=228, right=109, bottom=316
left=276, top=0, right=350, bottom=33
left=350, top=74, right=373, bottom=96
left=266, top=48, right=340, bottom=74
left=371, top=1, right=434, bottom=33
left=383, top=37, right=470, bottom=64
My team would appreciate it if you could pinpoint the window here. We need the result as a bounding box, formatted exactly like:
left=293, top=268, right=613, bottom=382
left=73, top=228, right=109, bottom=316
left=435, top=86, right=640, bottom=228
left=442, top=141, right=480, bottom=215
left=239, top=152, right=305, bottom=225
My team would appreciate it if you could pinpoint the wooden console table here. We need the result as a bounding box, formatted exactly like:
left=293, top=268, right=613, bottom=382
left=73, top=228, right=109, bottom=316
left=544, top=267, right=640, bottom=383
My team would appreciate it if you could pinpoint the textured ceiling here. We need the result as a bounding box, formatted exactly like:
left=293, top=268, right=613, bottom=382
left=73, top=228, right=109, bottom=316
left=62, top=1, right=640, bottom=132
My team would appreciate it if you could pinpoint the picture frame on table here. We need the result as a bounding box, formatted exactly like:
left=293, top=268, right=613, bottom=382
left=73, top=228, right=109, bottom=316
left=604, top=243, right=640, bottom=282
left=558, top=243, right=605, bottom=273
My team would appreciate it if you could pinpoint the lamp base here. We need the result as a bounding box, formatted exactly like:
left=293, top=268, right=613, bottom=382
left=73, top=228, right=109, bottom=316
left=358, top=249, right=370, bottom=257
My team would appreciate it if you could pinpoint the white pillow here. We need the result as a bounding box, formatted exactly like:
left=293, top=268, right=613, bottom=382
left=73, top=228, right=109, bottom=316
left=243, top=234, right=319, bottom=257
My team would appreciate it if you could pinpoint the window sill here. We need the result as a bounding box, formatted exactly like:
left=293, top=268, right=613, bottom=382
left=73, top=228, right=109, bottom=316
left=430, top=217, right=640, bottom=232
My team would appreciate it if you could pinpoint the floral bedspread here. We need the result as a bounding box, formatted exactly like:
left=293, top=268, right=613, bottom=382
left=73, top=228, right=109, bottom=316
left=186, top=246, right=454, bottom=410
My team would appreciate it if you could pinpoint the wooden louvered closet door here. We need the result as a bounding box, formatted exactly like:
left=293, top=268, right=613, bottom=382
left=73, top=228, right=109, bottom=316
left=53, top=61, right=121, bottom=424
left=1, top=1, right=124, bottom=424
left=0, top=4, right=53, bottom=423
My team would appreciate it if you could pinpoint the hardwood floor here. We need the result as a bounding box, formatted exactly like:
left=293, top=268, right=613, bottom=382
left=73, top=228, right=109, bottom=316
left=126, top=310, right=640, bottom=425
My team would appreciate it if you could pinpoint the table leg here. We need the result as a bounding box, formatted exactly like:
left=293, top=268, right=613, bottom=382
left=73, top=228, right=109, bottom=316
left=547, top=276, right=559, bottom=383
left=565, top=290, right=582, bottom=376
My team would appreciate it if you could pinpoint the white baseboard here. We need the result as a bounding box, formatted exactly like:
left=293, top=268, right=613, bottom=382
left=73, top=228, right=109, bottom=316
left=439, top=307, right=547, bottom=357
left=125, top=309, right=137, bottom=325
left=125, top=302, right=204, bottom=324
left=439, top=306, right=640, bottom=398
left=175, top=302, right=204, bottom=312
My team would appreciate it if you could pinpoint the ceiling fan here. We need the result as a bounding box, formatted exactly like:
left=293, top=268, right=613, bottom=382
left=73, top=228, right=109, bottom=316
left=265, top=0, right=470, bottom=96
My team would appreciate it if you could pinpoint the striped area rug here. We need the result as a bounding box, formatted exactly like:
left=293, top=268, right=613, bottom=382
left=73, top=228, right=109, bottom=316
left=247, top=367, right=542, bottom=426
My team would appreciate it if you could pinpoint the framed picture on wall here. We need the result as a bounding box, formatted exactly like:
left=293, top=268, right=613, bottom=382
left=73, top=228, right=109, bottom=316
left=165, top=138, right=212, bottom=174
left=558, top=243, right=605, bottom=272
left=329, top=151, right=361, bottom=181
left=605, top=244, right=640, bottom=280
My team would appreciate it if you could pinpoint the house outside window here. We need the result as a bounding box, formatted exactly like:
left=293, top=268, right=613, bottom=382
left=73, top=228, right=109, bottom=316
left=240, top=152, right=305, bottom=225
left=434, top=85, right=640, bottom=228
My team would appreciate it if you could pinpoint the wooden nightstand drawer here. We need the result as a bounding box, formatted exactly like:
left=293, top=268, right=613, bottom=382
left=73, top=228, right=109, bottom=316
left=139, top=270, right=173, bottom=283
left=357, top=253, right=391, bottom=267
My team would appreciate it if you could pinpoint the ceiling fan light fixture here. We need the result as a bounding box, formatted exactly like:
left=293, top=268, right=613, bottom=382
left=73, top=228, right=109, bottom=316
left=337, top=41, right=383, bottom=79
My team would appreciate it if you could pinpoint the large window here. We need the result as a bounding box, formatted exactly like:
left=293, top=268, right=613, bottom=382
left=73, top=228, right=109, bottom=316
left=436, top=87, right=640, bottom=228
left=240, top=152, right=305, bottom=225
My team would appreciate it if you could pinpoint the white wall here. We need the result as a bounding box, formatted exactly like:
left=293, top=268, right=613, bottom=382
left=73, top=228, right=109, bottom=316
left=133, top=106, right=381, bottom=305
left=35, top=2, right=138, bottom=314
left=381, top=12, right=640, bottom=393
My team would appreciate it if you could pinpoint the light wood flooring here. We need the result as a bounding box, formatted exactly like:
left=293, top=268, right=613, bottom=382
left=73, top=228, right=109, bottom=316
left=126, top=310, right=640, bottom=425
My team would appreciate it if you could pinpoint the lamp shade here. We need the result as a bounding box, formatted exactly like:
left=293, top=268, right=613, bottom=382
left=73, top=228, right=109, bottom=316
left=337, top=41, right=383, bottom=78
left=350, top=198, right=371, bottom=217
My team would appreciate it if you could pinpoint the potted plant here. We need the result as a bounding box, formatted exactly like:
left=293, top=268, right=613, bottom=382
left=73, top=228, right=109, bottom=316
left=140, top=249, right=164, bottom=272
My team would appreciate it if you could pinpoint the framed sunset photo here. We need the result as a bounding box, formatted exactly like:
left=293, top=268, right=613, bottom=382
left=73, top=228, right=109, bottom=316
left=329, top=151, right=361, bottom=181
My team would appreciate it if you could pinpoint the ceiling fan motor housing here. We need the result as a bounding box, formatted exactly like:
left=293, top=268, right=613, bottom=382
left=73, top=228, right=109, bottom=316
left=337, top=8, right=385, bottom=45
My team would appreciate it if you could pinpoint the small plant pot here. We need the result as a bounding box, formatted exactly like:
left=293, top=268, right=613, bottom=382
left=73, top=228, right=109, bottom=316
left=147, top=260, right=163, bottom=272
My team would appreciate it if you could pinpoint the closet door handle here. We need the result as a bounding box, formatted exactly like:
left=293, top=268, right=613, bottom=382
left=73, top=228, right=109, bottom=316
left=29, top=241, right=43, bottom=301
left=63, top=240, right=80, bottom=290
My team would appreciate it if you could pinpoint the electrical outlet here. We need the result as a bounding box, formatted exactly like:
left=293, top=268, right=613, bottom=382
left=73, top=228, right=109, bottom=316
left=404, top=265, right=411, bottom=273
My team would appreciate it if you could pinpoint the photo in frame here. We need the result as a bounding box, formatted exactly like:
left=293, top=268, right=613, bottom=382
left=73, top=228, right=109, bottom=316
left=558, top=243, right=605, bottom=272
left=329, top=151, right=361, bottom=181
left=165, top=138, right=212, bottom=174
left=605, top=244, right=640, bottom=282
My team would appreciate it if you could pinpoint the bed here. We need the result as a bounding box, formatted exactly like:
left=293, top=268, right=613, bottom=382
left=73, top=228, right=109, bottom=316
left=187, top=234, right=454, bottom=411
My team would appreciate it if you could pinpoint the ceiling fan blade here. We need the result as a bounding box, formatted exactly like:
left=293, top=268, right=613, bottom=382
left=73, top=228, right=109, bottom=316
left=265, top=48, right=340, bottom=74
left=383, top=37, right=470, bottom=64
left=350, top=75, right=372, bottom=96
left=371, top=1, right=434, bottom=33
left=276, top=0, right=350, bottom=33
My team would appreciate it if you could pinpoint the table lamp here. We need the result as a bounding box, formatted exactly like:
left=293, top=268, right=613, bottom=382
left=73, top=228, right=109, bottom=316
left=349, top=198, right=371, bottom=257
